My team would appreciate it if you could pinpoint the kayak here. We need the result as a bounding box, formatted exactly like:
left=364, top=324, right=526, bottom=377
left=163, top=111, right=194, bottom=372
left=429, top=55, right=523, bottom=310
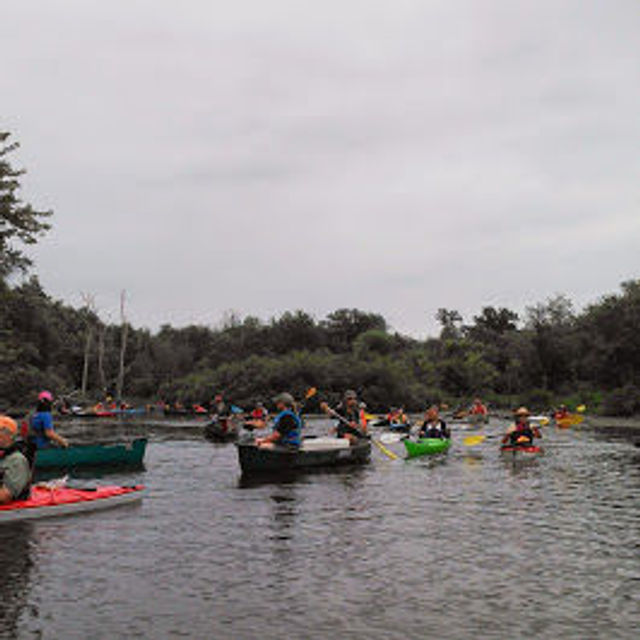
left=404, top=438, right=451, bottom=459
left=35, top=438, right=147, bottom=469
left=500, top=445, right=542, bottom=457
left=0, top=485, right=145, bottom=524
left=555, top=414, right=584, bottom=429
left=237, top=437, right=371, bottom=474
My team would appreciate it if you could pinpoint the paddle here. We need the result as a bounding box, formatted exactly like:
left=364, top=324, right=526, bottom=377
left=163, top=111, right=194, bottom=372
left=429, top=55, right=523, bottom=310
left=320, top=402, right=399, bottom=459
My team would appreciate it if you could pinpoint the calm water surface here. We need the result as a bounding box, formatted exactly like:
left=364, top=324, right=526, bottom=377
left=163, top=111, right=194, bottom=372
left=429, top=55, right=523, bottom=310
left=0, top=418, right=638, bottom=639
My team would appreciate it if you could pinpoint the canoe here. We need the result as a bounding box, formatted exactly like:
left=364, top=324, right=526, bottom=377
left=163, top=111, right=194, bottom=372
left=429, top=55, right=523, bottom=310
left=370, top=419, right=411, bottom=432
left=237, top=437, right=371, bottom=474
left=500, top=445, right=542, bottom=457
left=204, top=418, right=238, bottom=442
left=59, top=408, right=146, bottom=419
left=35, top=438, right=147, bottom=469
left=0, top=485, right=145, bottom=524
left=403, top=438, right=451, bottom=459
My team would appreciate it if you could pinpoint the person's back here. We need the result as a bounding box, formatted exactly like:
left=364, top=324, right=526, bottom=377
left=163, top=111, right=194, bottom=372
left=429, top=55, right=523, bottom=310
left=31, top=410, right=54, bottom=448
left=0, top=417, right=31, bottom=503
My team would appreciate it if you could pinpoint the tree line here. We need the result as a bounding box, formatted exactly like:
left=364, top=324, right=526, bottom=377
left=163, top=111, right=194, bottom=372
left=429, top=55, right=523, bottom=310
left=2, top=131, right=639, bottom=415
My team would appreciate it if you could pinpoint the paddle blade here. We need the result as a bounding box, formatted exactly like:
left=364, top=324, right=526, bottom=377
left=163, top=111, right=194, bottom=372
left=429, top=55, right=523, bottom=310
left=230, top=405, right=244, bottom=414
left=463, top=435, right=487, bottom=447
left=576, top=404, right=586, bottom=413
left=305, top=387, right=317, bottom=400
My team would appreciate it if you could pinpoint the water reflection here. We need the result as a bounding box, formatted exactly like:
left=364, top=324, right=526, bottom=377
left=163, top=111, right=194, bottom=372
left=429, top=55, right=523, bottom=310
left=0, top=524, right=34, bottom=638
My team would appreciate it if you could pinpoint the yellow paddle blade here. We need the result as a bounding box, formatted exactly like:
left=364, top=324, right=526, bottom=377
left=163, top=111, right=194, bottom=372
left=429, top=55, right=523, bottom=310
left=463, top=435, right=487, bottom=447
left=539, top=417, right=550, bottom=426
left=576, top=404, right=586, bottom=413
left=364, top=413, right=376, bottom=421
left=373, top=439, right=399, bottom=460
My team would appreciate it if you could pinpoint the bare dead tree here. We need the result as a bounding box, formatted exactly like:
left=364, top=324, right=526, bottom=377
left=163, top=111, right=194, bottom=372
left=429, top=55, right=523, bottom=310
left=80, top=293, right=96, bottom=400
left=97, top=321, right=107, bottom=395
left=115, top=290, right=129, bottom=404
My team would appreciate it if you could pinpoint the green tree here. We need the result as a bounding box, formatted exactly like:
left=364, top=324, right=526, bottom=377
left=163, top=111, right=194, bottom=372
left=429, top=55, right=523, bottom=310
left=0, top=132, right=52, bottom=279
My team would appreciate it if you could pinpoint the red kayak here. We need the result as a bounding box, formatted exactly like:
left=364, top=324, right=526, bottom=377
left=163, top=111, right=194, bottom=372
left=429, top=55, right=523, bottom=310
left=500, top=445, right=542, bottom=456
left=0, top=485, right=145, bottom=524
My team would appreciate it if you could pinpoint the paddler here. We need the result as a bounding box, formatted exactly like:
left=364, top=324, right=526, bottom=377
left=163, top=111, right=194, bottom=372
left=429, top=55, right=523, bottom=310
left=469, top=397, right=488, bottom=418
left=554, top=404, right=570, bottom=421
left=30, top=391, right=69, bottom=449
left=255, top=393, right=302, bottom=449
left=321, top=389, right=368, bottom=444
left=0, top=416, right=31, bottom=504
left=418, top=405, right=450, bottom=439
left=502, top=407, right=541, bottom=447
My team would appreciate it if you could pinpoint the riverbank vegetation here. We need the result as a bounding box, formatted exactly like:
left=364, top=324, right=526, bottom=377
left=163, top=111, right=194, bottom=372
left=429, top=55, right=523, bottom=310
left=2, top=131, right=639, bottom=415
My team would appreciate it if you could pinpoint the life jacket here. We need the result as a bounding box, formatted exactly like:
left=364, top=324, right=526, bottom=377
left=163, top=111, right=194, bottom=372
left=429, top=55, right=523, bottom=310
left=509, top=423, right=534, bottom=445
left=274, top=409, right=302, bottom=446
left=421, top=420, right=447, bottom=439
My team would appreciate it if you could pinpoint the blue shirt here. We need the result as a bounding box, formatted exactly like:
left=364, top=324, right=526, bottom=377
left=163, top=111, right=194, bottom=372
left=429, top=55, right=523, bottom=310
left=273, top=410, right=302, bottom=447
left=30, top=411, right=55, bottom=449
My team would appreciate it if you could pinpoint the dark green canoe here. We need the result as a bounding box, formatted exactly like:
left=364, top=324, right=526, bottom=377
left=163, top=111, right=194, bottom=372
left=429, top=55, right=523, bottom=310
left=35, top=438, right=147, bottom=469
left=237, top=438, right=371, bottom=474
left=403, top=437, right=451, bottom=459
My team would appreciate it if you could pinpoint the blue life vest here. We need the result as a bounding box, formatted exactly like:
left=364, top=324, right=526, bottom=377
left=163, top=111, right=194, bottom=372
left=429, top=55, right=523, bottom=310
left=30, top=412, right=54, bottom=449
left=273, top=409, right=302, bottom=447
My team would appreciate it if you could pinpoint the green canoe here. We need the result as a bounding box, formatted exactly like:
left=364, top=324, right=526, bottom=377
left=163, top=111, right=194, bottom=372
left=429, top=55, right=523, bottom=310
left=403, top=437, right=451, bottom=459
left=35, top=438, right=147, bottom=469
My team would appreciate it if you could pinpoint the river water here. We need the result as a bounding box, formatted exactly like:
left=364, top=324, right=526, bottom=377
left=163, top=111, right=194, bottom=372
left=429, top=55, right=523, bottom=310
left=0, top=418, right=638, bottom=639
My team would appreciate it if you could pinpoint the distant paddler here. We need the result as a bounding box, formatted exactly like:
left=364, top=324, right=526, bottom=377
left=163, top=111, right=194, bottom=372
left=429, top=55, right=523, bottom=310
left=417, top=405, right=450, bottom=440
left=0, top=416, right=32, bottom=504
left=321, top=389, right=368, bottom=445
left=30, top=391, right=69, bottom=449
left=244, top=402, right=269, bottom=431
left=502, top=407, right=541, bottom=447
left=255, top=393, right=302, bottom=450
left=469, top=398, right=489, bottom=419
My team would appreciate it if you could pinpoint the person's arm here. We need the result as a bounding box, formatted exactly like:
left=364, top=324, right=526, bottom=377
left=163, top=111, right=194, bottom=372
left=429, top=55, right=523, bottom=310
left=45, top=429, right=69, bottom=448
left=0, top=487, right=13, bottom=504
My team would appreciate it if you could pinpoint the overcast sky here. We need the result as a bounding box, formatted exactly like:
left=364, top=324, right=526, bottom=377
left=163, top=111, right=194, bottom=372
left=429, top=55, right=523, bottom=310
left=2, top=0, right=639, bottom=336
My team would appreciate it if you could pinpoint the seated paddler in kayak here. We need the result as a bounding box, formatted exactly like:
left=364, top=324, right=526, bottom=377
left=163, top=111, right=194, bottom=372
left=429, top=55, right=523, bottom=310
left=469, top=398, right=488, bottom=418
left=0, top=416, right=32, bottom=504
left=321, top=389, right=368, bottom=445
left=30, top=391, right=69, bottom=449
left=502, top=407, right=541, bottom=447
left=255, top=393, right=302, bottom=450
left=554, top=404, right=570, bottom=421
left=244, top=402, right=269, bottom=431
left=417, top=406, right=450, bottom=439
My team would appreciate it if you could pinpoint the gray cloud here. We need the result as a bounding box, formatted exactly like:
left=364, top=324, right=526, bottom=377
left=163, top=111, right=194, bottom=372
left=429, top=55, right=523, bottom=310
left=2, top=0, right=639, bottom=335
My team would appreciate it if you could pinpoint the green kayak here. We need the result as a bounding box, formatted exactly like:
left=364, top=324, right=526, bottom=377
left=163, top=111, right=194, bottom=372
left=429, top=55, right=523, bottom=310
left=403, top=438, right=451, bottom=459
left=35, top=438, right=147, bottom=469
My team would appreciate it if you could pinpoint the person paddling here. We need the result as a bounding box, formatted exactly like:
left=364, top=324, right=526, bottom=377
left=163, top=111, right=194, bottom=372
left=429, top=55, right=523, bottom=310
left=30, top=391, right=69, bottom=449
left=255, top=393, right=302, bottom=449
left=502, top=407, right=541, bottom=447
left=469, top=398, right=488, bottom=418
left=418, top=406, right=450, bottom=439
left=0, top=416, right=31, bottom=504
left=321, top=390, right=368, bottom=445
